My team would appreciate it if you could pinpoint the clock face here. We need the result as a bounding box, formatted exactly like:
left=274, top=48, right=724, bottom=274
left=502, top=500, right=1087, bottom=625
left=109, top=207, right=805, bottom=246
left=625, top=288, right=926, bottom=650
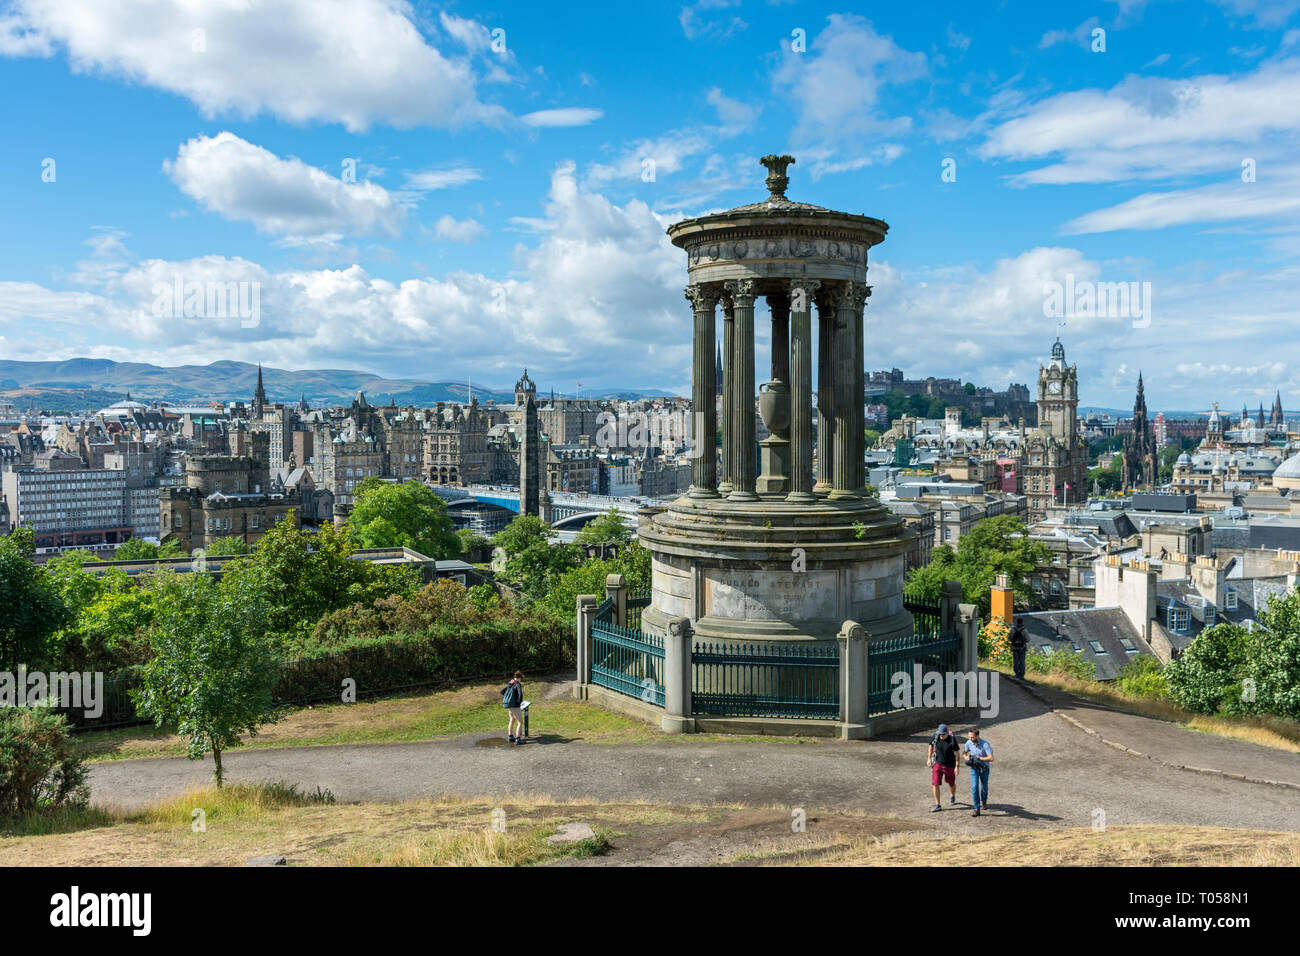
left=1048, top=380, right=1062, bottom=395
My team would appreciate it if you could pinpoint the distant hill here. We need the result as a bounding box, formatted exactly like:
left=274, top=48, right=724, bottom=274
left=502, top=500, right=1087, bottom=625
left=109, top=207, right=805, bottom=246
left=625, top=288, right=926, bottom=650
left=0, top=359, right=517, bottom=408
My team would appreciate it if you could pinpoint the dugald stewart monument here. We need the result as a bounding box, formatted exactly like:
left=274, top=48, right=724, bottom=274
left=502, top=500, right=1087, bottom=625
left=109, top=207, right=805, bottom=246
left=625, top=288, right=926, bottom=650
left=577, top=156, right=976, bottom=739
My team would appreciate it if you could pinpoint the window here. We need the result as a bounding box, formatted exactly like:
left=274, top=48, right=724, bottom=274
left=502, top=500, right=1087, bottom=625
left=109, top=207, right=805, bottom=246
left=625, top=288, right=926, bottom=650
left=1225, top=589, right=1238, bottom=610
left=1168, top=606, right=1190, bottom=631
left=1088, top=640, right=1107, bottom=655
left=1119, top=638, right=1137, bottom=653
left=1040, top=644, right=1055, bottom=655
left=1204, top=604, right=1216, bottom=626
left=1050, top=579, right=1062, bottom=595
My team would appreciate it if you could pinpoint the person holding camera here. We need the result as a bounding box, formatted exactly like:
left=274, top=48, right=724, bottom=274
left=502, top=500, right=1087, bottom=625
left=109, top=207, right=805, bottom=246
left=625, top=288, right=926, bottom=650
left=963, top=728, right=994, bottom=816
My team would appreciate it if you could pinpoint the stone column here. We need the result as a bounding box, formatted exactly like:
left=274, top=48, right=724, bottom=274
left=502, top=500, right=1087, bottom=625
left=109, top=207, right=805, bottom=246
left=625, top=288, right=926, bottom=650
left=838, top=620, right=868, bottom=737
left=686, top=284, right=720, bottom=498
left=661, top=615, right=695, bottom=734
left=725, top=279, right=758, bottom=501
left=787, top=278, right=819, bottom=501
left=855, top=284, right=872, bottom=494
left=719, top=295, right=735, bottom=496
left=574, top=593, right=598, bottom=695
left=829, top=284, right=860, bottom=499
left=769, top=292, right=790, bottom=385
left=814, top=289, right=835, bottom=495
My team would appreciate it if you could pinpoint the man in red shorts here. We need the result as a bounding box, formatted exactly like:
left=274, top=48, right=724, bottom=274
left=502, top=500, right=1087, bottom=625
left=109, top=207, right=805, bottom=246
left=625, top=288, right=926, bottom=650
left=927, top=723, right=960, bottom=811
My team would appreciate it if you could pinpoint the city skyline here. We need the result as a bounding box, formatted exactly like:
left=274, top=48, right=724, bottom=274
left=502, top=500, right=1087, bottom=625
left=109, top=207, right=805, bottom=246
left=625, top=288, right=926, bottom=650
left=2, top=1, right=1299, bottom=407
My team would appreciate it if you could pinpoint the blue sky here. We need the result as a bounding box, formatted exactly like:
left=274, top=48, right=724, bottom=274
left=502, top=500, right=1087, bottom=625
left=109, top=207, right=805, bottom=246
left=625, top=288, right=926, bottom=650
left=2, top=0, right=1299, bottom=412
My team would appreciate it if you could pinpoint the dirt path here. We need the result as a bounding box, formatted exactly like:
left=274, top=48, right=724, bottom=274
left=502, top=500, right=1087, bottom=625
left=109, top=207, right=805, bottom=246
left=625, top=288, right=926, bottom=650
left=87, top=679, right=1300, bottom=835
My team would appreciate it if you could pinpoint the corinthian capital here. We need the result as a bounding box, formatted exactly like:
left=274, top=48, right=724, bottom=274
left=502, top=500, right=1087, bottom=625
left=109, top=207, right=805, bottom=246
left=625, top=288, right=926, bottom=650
left=723, top=278, right=758, bottom=308
left=787, top=278, right=821, bottom=313
left=842, top=281, right=870, bottom=310
left=684, top=283, right=721, bottom=312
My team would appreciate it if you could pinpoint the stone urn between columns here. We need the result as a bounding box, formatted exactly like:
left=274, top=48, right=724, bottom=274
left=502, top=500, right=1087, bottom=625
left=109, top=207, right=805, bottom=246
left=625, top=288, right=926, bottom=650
left=757, top=380, right=791, bottom=494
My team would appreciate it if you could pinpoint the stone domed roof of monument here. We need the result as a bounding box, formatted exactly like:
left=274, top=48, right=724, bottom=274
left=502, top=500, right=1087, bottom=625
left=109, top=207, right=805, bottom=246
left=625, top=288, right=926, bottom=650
left=1176, top=452, right=1192, bottom=466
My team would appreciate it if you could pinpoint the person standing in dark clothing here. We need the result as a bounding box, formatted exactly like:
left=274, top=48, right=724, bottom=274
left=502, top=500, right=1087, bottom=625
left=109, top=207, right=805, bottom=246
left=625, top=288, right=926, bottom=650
left=1010, top=620, right=1029, bottom=679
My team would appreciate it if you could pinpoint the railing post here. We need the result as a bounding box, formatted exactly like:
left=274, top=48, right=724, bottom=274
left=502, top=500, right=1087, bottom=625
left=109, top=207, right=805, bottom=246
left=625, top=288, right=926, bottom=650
left=838, top=620, right=867, bottom=737
left=575, top=593, right=598, bottom=698
left=606, top=573, right=628, bottom=627
left=940, top=579, right=962, bottom=638
left=661, top=616, right=695, bottom=734
left=958, top=603, right=979, bottom=675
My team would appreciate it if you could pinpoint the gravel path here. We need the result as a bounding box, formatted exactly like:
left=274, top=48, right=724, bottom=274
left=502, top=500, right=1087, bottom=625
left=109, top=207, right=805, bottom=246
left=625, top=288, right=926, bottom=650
left=88, top=678, right=1300, bottom=834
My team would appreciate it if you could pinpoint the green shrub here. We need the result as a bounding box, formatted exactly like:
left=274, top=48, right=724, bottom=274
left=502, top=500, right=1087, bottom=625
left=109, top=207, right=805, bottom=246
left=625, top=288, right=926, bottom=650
left=1024, top=647, right=1096, bottom=681
left=0, top=707, right=89, bottom=818
left=1115, top=655, right=1169, bottom=700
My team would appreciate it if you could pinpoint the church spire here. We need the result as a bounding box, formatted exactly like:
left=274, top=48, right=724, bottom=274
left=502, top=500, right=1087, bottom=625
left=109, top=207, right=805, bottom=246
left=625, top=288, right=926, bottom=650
left=252, top=362, right=267, bottom=415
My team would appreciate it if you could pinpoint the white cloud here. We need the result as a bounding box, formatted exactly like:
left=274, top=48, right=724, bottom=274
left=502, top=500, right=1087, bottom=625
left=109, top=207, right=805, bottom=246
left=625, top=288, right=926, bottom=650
left=1038, top=17, right=1100, bottom=50
left=980, top=60, right=1300, bottom=186
left=5, top=164, right=690, bottom=391
left=1062, top=172, right=1300, bottom=233
left=163, top=133, right=405, bottom=238
left=771, top=14, right=926, bottom=177
left=679, top=1, right=746, bottom=41
left=6, top=0, right=508, bottom=131
left=430, top=215, right=487, bottom=243
left=519, top=108, right=604, bottom=128
left=404, top=167, right=484, bottom=191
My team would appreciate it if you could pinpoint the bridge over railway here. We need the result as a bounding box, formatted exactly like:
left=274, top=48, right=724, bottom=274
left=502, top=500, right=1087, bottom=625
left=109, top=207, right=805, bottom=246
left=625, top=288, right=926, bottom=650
left=428, top=484, right=664, bottom=532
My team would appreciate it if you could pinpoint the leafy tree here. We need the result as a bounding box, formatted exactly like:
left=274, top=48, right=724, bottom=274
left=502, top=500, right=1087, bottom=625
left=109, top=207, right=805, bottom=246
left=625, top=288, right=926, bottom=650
left=575, top=507, right=632, bottom=546
left=219, top=516, right=419, bottom=642
left=456, top=529, right=492, bottom=561
left=1088, top=458, right=1122, bottom=493
left=1163, top=623, right=1249, bottom=715
left=349, top=477, right=459, bottom=559
left=905, top=515, right=1049, bottom=614
left=203, top=536, right=252, bottom=556
left=1243, top=588, right=1300, bottom=719
left=113, top=538, right=183, bottom=561
left=0, top=530, right=70, bottom=670
left=491, top=515, right=578, bottom=598
left=542, top=540, right=652, bottom=623
left=132, top=574, right=283, bottom=786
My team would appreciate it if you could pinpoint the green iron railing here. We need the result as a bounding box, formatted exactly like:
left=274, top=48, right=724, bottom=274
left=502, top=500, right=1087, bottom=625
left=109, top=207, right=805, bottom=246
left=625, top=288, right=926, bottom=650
left=591, top=618, right=665, bottom=707
left=693, top=641, right=840, bottom=719
left=628, top=588, right=651, bottom=630
left=867, top=631, right=962, bottom=716
left=903, top=589, right=943, bottom=638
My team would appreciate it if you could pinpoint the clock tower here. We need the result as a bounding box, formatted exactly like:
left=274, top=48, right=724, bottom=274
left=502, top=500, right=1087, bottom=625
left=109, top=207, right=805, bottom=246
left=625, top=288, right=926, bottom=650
left=1037, top=337, right=1078, bottom=443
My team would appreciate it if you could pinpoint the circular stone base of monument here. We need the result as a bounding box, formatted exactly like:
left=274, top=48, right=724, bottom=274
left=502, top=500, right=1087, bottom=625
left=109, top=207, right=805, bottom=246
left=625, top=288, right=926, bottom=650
left=638, top=493, right=916, bottom=644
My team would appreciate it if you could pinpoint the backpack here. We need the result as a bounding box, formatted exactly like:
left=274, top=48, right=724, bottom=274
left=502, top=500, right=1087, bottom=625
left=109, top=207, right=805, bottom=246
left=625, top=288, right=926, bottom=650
left=930, top=733, right=957, bottom=766
left=502, top=681, right=522, bottom=708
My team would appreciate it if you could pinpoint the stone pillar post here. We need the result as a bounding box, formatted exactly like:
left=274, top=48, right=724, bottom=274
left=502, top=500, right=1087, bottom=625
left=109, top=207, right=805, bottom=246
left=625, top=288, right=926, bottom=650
left=725, top=279, right=758, bottom=501
left=686, top=284, right=720, bottom=498
left=940, top=579, right=963, bottom=639
left=829, top=285, right=860, bottom=500
left=814, top=289, right=835, bottom=495
left=719, top=296, right=735, bottom=496
left=838, top=620, right=868, bottom=737
left=770, top=292, right=790, bottom=384
left=661, top=616, right=695, bottom=734
left=958, top=603, right=979, bottom=676
left=605, top=573, right=628, bottom=627
left=787, top=278, right=819, bottom=502
left=575, top=593, right=598, bottom=696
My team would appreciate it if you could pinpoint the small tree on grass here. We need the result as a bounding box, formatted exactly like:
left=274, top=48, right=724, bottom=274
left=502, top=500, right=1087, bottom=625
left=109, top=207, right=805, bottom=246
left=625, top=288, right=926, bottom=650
left=132, top=574, right=284, bottom=786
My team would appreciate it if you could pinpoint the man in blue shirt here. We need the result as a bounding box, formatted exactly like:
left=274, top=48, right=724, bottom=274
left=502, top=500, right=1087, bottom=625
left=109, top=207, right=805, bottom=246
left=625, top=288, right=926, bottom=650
left=963, top=728, right=994, bottom=817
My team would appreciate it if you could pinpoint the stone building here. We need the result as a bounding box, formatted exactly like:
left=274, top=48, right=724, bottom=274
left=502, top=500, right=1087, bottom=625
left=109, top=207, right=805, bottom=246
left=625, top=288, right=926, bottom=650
left=1022, top=338, right=1088, bottom=518
left=425, top=399, right=491, bottom=484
